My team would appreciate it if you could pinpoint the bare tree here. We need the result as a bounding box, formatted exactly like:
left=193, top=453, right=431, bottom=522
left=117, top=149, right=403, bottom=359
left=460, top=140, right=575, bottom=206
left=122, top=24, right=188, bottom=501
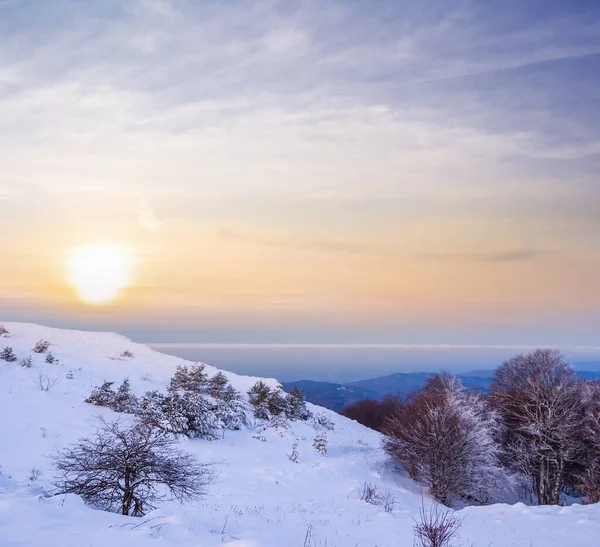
left=490, top=349, right=584, bottom=505
left=579, top=380, right=600, bottom=502
left=384, top=374, right=506, bottom=505
left=53, top=418, right=214, bottom=516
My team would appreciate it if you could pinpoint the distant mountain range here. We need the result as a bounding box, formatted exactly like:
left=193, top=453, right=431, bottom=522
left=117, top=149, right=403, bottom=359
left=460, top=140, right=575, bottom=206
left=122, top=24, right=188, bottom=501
left=282, top=364, right=600, bottom=412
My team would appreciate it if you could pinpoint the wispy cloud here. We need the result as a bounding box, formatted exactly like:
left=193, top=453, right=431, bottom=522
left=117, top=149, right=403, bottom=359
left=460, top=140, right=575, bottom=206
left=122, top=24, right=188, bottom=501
left=420, top=249, right=542, bottom=263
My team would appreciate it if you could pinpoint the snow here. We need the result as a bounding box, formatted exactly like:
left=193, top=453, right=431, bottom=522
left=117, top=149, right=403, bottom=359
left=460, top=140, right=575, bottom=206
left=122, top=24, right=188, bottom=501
left=0, top=322, right=598, bottom=546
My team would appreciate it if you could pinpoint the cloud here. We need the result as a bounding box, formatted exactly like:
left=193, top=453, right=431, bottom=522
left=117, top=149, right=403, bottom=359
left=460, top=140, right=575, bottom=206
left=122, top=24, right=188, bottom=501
left=420, top=250, right=542, bottom=263
left=217, top=227, right=374, bottom=255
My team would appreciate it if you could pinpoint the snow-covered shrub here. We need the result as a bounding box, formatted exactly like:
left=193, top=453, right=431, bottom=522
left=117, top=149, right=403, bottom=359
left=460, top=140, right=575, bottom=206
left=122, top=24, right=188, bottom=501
left=313, top=432, right=327, bottom=455
left=36, top=372, right=59, bottom=391
left=384, top=373, right=507, bottom=506
left=252, top=423, right=268, bottom=442
left=311, top=412, right=335, bottom=431
left=85, top=381, right=117, bottom=407
left=45, top=352, right=58, bottom=364
left=0, top=325, right=9, bottom=337
left=286, top=387, right=311, bottom=421
left=66, top=370, right=74, bottom=380
left=0, top=347, right=17, bottom=362
left=248, top=381, right=272, bottom=420
left=120, top=350, right=134, bottom=359
left=112, top=378, right=139, bottom=414
left=359, top=482, right=379, bottom=504
left=20, top=355, right=32, bottom=368
left=168, top=363, right=208, bottom=393
left=288, top=439, right=299, bottom=463
left=215, top=396, right=249, bottom=432
left=269, top=413, right=291, bottom=437
left=53, top=418, right=214, bottom=516
left=139, top=390, right=220, bottom=440
left=32, top=339, right=50, bottom=353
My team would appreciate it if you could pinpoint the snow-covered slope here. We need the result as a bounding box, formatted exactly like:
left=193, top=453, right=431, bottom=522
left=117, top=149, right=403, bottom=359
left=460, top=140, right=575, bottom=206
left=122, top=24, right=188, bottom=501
left=0, top=323, right=598, bottom=547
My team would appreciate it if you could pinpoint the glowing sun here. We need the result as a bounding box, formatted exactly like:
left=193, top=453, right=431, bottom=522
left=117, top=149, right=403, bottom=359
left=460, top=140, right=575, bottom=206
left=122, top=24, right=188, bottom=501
left=68, top=244, right=134, bottom=305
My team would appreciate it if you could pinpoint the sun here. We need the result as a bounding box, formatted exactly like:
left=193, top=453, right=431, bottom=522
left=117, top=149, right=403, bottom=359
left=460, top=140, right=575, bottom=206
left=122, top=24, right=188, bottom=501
left=67, top=243, right=134, bottom=305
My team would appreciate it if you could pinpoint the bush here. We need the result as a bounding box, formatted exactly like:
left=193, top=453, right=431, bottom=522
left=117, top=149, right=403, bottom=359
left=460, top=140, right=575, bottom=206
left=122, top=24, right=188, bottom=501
left=0, top=325, right=9, bottom=337
left=85, top=381, right=117, bottom=407
left=0, top=347, right=17, bottom=362
left=358, top=482, right=395, bottom=512
left=288, top=439, right=299, bottom=463
left=53, top=418, right=214, bottom=516
left=313, top=432, right=327, bottom=455
left=139, top=390, right=220, bottom=440
left=33, top=340, right=50, bottom=353
left=20, top=356, right=32, bottom=368
left=45, top=352, right=58, bottom=364
left=36, top=372, right=59, bottom=391
left=413, top=503, right=461, bottom=547
left=120, top=350, right=134, bottom=358
left=311, top=412, right=335, bottom=431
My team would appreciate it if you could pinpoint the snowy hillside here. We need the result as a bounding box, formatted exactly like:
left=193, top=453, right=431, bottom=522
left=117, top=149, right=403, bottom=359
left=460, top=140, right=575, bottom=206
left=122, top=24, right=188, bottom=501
left=0, top=323, right=599, bottom=547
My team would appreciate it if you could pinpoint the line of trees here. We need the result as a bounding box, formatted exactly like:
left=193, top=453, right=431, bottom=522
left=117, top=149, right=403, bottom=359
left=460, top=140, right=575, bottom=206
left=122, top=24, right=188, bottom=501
left=345, top=349, right=600, bottom=507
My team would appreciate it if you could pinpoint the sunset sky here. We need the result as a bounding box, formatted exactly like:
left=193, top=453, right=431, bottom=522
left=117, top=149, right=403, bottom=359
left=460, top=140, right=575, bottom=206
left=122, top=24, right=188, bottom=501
left=1, top=0, right=599, bottom=345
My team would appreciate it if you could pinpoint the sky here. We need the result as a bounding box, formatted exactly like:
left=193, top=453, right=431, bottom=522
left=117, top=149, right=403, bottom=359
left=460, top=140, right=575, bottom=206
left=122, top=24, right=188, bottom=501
left=1, top=0, right=600, bottom=350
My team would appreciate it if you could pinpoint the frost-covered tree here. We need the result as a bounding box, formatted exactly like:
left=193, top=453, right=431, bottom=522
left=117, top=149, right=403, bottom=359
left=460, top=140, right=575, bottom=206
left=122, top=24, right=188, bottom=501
left=208, top=372, right=229, bottom=399
left=313, top=432, right=327, bottom=455
left=384, top=374, right=507, bottom=505
left=580, top=381, right=600, bottom=502
left=490, top=349, right=584, bottom=505
left=168, top=364, right=208, bottom=393
left=0, top=347, right=17, bottom=362
left=248, top=381, right=272, bottom=420
left=20, top=355, right=32, bottom=368
left=53, top=418, right=213, bottom=516
left=286, top=387, right=311, bottom=421
left=222, top=384, right=241, bottom=403
left=140, top=390, right=219, bottom=440
left=45, top=352, right=58, bottom=364
left=85, top=381, right=117, bottom=407
left=267, top=388, right=288, bottom=416
left=112, top=378, right=139, bottom=414
left=215, top=396, right=249, bottom=432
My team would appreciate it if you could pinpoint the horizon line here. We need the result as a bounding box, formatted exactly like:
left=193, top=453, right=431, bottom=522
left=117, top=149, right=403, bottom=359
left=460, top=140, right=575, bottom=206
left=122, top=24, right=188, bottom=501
left=148, top=343, right=600, bottom=353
